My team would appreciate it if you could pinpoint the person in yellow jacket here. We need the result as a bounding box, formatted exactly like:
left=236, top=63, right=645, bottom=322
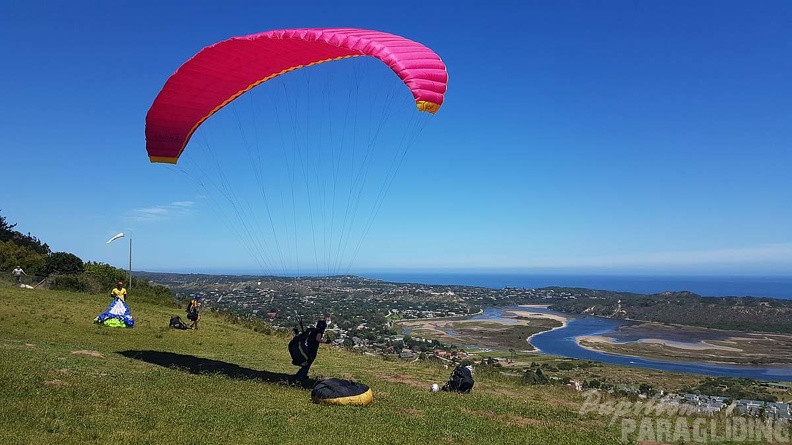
left=111, top=281, right=127, bottom=302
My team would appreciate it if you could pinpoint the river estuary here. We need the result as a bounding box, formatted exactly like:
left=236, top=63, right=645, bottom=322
left=468, top=306, right=792, bottom=380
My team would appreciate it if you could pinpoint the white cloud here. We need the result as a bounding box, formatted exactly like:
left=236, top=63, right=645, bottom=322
left=128, top=201, right=195, bottom=222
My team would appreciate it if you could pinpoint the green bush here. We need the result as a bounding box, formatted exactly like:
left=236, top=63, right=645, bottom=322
left=42, top=252, right=84, bottom=276
left=50, top=275, right=95, bottom=293
left=524, top=368, right=550, bottom=385
left=131, top=282, right=175, bottom=306
left=84, top=261, right=128, bottom=288
left=557, top=361, right=576, bottom=371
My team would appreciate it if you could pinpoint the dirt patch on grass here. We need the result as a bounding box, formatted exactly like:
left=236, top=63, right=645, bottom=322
left=485, top=387, right=527, bottom=398
left=71, top=350, right=103, bottom=358
left=43, top=379, right=69, bottom=387
left=374, top=372, right=428, bottom=390
left=394, top=408, right=425, bottom=417
left=461, top=407, right=543, bottom=427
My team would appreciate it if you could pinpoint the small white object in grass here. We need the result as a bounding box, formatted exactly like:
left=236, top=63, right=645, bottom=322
left=431, top=383, right=439, bottom=392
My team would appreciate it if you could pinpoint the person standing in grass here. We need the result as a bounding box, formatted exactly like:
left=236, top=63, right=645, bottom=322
left=12, top=266, right=26, bottom=284
left=292, top=316, right=329, bottom=383
left=111, top=281, right=127, bottom=301
left=187, top=295, right=202, bottom=330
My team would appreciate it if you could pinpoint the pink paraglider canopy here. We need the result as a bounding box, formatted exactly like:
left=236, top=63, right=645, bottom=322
left=145, top=28, right=448, bottom=164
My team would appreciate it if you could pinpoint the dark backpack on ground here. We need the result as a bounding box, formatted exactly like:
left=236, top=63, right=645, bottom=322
left=442, top=365, right=475, bottom=393
left=169, top=315, right=190, bottom=330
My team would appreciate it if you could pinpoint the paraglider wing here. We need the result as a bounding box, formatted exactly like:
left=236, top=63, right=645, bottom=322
left=311, top=378, right=373, bottom=406
left=94, top=297, right=135, bottom=327
left=145, top=28, right=448, bottom=164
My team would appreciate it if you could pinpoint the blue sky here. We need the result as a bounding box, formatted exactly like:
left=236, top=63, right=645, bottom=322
left=2, top=0, right=791, bottom=276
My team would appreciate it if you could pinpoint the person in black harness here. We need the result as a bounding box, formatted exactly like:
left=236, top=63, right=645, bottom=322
left=442, top=364, right=475, bottom=393
left=290, top=317, right=329, bottom=383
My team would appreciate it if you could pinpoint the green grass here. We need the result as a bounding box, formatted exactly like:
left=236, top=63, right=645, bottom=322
left=0, top=283, right=635, bottom=444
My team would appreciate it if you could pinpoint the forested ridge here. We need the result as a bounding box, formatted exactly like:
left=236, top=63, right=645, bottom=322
left=548, top=288, right=792, bottom=333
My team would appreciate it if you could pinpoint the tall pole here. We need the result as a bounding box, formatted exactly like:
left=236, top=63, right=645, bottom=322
left=128, top=237, right=132, bottom=292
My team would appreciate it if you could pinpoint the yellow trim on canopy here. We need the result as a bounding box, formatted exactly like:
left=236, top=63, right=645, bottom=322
left=416, top=100, right=441, bottom=114
left=149, top=156, right=179, bottom=164
left=312, top=388, right=374, bottom=406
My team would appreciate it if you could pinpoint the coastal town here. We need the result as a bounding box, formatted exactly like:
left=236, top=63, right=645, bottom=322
left=139, top=272, right=792, bottom=363
left=136, top=272, right=792, bottom=416
left=138, top=272, right=582, bottom=349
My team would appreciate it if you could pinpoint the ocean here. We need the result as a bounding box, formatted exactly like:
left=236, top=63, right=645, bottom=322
left=355, top=272, right=792, bottom=299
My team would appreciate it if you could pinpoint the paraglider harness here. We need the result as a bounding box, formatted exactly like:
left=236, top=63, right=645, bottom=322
left=288, top=316, right=326, bottom=367
left=169, top=315, right=190, bottom=330
left=442, top=365, right=475, bottom=393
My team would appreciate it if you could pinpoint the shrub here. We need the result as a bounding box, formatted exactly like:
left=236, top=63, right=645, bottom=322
left=84, top=262, right=128, bottom=288
left=524, top=368, right=550, bottom=385
left=51, top=275, right=94, bottom=293
left=557, top=361, right=576, bottom=371
left=43, top=252, right=84, bottom=276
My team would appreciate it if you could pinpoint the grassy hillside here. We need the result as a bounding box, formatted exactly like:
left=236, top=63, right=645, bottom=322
left=1, top=283, right=628, bottom=445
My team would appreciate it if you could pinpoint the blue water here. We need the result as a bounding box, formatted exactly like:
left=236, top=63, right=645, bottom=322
left=359, top=272, right=792, bottom=299
left=480, top=306, right=792, bottom=380
left=376, top=273, right=792, bottom=379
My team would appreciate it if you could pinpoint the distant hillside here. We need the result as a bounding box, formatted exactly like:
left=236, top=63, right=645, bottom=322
left=548, top=289, right=792, bottom=333
left=136, top=272, right=792, bottom=335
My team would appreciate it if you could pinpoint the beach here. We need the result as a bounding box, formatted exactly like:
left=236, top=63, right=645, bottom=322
left=576, top=335, right=743, bottom=352
left=514, top=305, right=570, bottom=352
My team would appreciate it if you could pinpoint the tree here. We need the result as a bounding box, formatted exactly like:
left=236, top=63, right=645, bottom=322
left=0, top=211, right=50, bottom=255
left=0, top=212, right=16, bottom=235
left=84, top=261, right=127, bottom=287
left=42, top=252, right=84, bottom=275
left=0, top=240, right=46, bottom=273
